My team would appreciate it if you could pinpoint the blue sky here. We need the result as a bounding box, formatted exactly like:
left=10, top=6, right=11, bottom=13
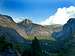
left=0, top=0, right=75, bottom=24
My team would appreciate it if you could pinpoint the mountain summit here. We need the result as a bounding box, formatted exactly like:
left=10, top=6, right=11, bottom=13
left=20, top=19, right=32, bottom=25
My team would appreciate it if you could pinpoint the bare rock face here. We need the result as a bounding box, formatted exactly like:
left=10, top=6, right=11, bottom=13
left=0, top=14, right=27, bottom=38
left=18, top=20, right=62, bottom=40
left=18, top=20, right=51, bottom=40
left=20, top=19, right=32, bottom=25
left=0, top=14, right=16, bottom=28
left=0, top=14, right=62, bottom=40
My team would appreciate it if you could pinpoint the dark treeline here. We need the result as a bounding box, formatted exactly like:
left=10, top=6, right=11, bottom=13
left=0, top=35, right=73, bottom=56
left=0, top=36, right=43, bottom=56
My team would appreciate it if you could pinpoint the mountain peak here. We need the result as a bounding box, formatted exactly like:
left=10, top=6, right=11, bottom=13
left=20, top=19, right=32, bottom=25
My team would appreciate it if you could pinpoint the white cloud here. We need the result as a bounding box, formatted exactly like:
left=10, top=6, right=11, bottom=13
left=40, top=6, right=75, bottom=25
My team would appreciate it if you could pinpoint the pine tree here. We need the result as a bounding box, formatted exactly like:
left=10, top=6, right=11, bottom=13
left=31, top=36, right=42, bottom=56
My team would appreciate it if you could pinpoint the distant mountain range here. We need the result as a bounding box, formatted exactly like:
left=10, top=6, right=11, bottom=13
left=0, top=14, right=62, bottom=40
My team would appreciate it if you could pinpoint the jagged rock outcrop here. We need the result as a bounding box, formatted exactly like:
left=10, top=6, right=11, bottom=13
left=20, top=19, right=32, bottom=25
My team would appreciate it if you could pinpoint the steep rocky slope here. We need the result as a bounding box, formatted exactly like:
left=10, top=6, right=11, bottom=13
left=52, top=18, right=75, bottom=56
left=0, top=26, right=25, bottom=44
left=0, top=14, right=62, bottom=40
left=0, top=14, right=27, bottom=38
left=17, top=19, right=50, bottom=39
left=52, top=18, right=75, bottom=40
left=0, top=14, right=16, bottom=28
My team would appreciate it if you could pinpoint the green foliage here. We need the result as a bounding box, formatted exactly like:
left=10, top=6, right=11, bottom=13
left=26, top=35, right=50, bottom=40
left=0, top=36, right=8, bottom=51
left=14, top=42, right=30, bottom=54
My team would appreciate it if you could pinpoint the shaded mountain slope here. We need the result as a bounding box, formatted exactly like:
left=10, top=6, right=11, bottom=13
left=52, top=18, right=75, bottom=40
left=0, top=14, right=27, bottom=38
left=0, top=26, right=25, bottom=44
left=52, top=18, right=75, bottom=56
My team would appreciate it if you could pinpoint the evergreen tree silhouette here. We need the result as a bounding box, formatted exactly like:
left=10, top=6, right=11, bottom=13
left=22, top=36, right=42, bottom=56
left=31, top=36, right=42, bottom=56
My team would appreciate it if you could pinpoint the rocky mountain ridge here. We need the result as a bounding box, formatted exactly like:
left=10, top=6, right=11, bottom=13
left=0, top=14, right=62, bottom=40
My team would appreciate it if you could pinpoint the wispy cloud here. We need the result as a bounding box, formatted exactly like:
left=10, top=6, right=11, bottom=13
left=40, top=6, right=75, bottom=25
